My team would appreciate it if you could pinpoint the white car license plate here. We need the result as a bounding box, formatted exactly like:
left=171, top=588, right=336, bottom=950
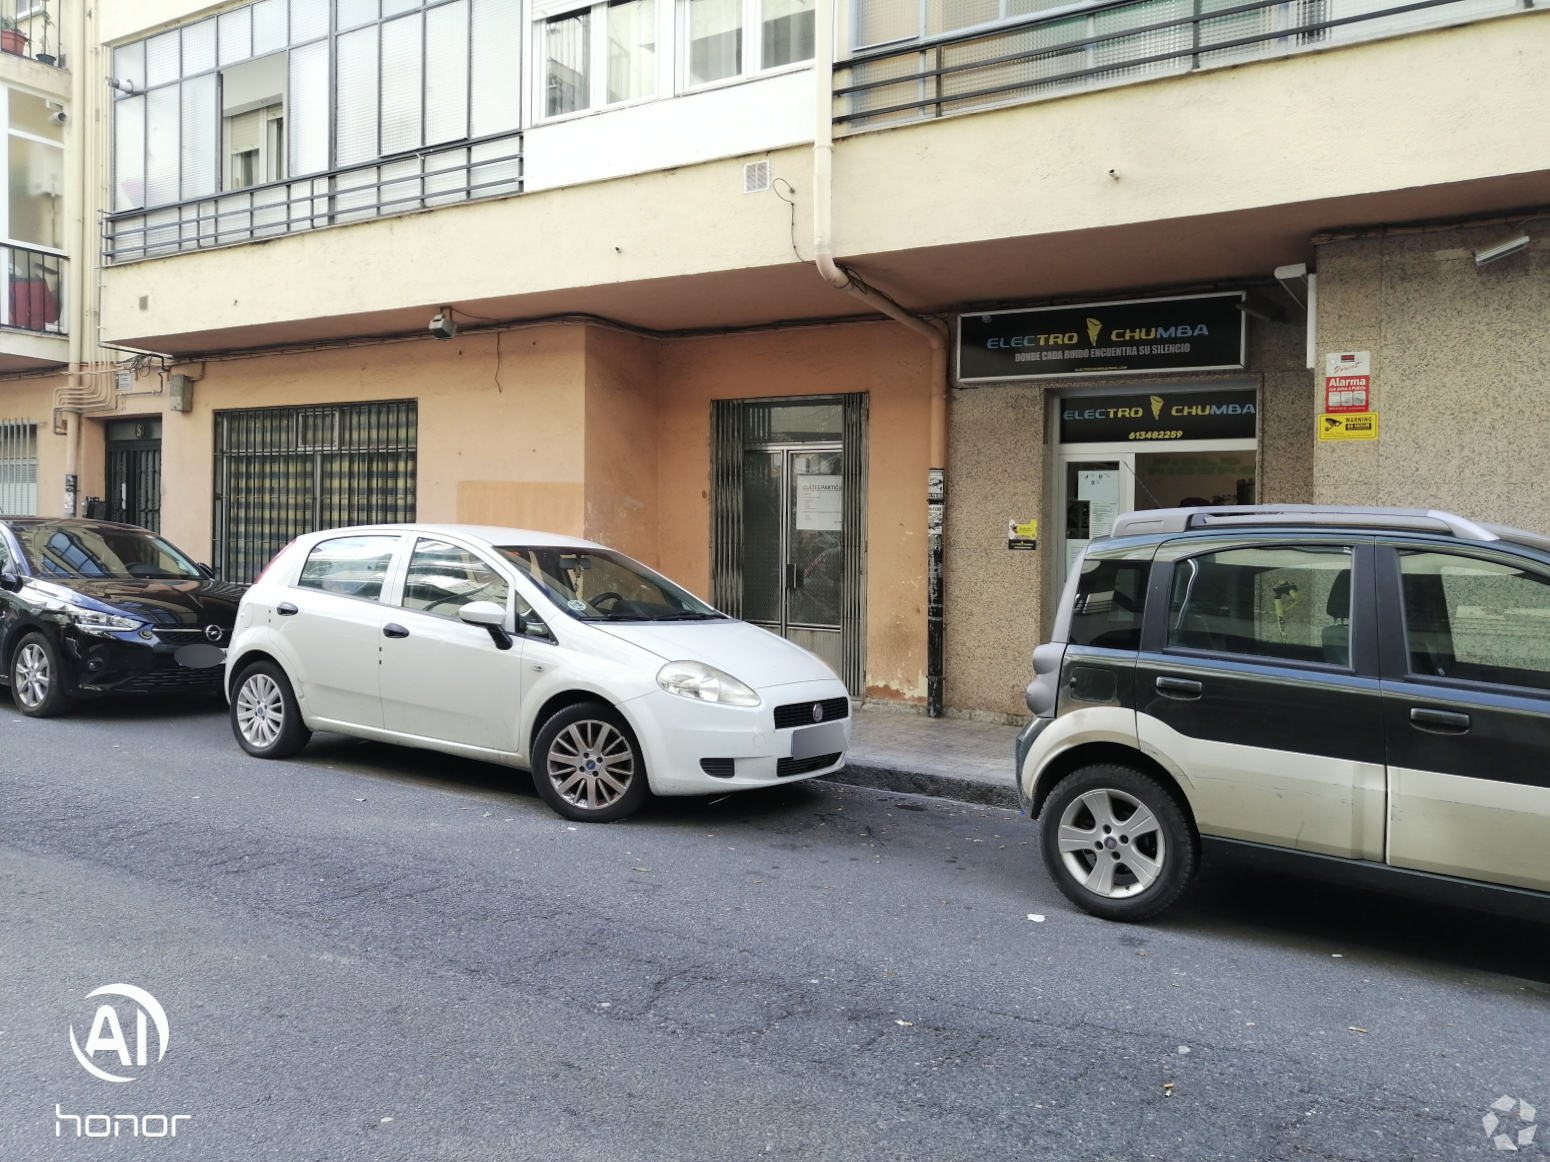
left=791, top=721, right=846, bottom=759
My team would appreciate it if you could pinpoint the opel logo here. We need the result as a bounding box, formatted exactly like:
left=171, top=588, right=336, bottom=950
left=812, top=703, right=824, bottom=723
left=203, top=625, right=223, bottom=644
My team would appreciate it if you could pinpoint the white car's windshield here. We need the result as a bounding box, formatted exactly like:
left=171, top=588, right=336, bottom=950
left=497, top=547, right=723, bottom=622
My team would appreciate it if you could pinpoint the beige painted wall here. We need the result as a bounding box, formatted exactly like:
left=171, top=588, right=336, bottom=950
left=99, top=13, right=1550, bottom=348
left=656, top=321, right=935, bottom=703
left=584, top=328, right=661, bottom=565
left=1313, top=226, right=1550, bottom=534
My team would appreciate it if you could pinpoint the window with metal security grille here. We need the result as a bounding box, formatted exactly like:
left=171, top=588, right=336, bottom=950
left=0, top=419, right=38, bottom=515
left=213, top=400, right=417, bottom=583
left=742, top=159, right=769, bottom=193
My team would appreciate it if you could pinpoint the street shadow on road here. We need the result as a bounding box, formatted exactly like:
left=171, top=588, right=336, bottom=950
left=0, top=686, right=226, bottom=721
left=1169, top=859, right=1550, bottom=987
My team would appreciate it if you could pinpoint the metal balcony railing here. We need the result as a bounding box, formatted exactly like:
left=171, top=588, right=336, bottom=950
left=835, top=0, right=1525, bottom=129
left=3, top=0, right=63, bottom=67
left=3, top=245, right=64, bottom=334
left=104, top=135, right=523, bottom=265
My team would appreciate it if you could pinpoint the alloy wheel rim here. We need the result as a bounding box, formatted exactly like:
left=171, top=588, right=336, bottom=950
left=548, top=720, right=635, bottom=810
left=236, top=674, right=284, bottom=748
left=1056, top=787, right=1166, bottom=899
left=14, top=642, right=49, bottom=709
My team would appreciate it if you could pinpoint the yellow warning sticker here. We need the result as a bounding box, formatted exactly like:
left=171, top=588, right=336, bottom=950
left=1318, top=412, right=1379, bottom=441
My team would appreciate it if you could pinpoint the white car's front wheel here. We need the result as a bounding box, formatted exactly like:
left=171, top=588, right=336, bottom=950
left=531, top=702, right=649, bottom=823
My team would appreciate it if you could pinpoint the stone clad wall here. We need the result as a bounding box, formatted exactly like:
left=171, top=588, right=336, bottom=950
left=1314, top=227, right=1550, bottom=535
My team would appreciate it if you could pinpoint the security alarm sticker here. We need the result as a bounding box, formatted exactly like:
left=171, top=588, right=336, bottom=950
left=1324, top=351, right=1371, bottom=414
left=1318, top=412, right=1379, bottom=441
left=1007, top=520, right=1038, bottom=550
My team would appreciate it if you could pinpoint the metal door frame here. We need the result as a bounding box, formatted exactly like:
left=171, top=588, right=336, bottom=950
left=105, top=437, right=163, bottom=531
left=711, top=394, right=868, bottom=697
left=743, top=441, right=843, bottom=639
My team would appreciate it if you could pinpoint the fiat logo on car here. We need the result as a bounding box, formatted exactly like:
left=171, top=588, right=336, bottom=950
left=812, top=703, right=824, bottom=722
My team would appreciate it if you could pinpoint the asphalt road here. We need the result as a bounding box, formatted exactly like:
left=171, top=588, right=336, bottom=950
left=2, top=693, right=1547, bottom=1161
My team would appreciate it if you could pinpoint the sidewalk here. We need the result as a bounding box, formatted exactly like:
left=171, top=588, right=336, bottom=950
left=824, top=705, right=1023, bottom=810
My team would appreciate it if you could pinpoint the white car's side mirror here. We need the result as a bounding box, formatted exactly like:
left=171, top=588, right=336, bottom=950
left=458, top=601, right=506, bottom=627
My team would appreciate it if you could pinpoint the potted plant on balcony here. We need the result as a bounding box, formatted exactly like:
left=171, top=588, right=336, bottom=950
left=1, top=16, right=29, bottom=57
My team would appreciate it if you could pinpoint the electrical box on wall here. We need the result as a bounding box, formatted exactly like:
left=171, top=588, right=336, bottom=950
left=169, top=374, right=194, bottom=413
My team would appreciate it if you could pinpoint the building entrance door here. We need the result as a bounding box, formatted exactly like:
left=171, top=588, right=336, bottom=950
left=105, top=419, right=162, bottom=531
left=743, top=445, right=845, bottom=675
left=711, top=395, right=867, bottom=696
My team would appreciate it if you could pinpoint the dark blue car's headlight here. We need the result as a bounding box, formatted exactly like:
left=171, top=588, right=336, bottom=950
left=45, top=600, right=145, bottom=633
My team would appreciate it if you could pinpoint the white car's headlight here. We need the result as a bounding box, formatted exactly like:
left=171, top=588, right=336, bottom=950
left=656, top=661, right=761, bottom=707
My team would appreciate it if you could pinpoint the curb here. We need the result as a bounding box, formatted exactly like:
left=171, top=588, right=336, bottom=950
left=822, top=761, right=1020, bottom=810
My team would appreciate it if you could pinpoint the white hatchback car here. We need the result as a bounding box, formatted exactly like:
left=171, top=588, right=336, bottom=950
left=224, top=525, right=851, bottom=822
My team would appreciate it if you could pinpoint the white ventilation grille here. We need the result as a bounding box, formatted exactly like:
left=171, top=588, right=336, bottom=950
left=743, top=160, right=770, bottom=194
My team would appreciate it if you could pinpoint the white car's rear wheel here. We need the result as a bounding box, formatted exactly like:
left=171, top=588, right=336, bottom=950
left=532, top=702, right=649, bottom=823
left=230, top=661, right=311, bottom=759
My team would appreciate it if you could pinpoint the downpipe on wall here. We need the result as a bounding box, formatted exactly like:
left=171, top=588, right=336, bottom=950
left=812, top=0, right=950, bottom=715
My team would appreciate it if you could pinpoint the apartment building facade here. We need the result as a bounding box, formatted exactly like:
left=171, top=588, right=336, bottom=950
left=1, top=0, right=1546, bottom=718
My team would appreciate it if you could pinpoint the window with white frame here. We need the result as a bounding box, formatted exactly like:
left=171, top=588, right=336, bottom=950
left=111, top=0, right=522, bottom=213
left=853, top=0, right=1049, bottom=49
left=678, top=0, right=812, bottom=90
left=537, top=0, right=657, bottom=118
left=6, top=87, right=65, bottom=251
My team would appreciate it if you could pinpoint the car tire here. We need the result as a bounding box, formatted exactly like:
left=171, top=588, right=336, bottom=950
left=9, top=632, right=76, bottom=718
left=230, top=661, right=311, bottom=759
left=531, top=701, right=649, bottom=823
left=1039, top=763, right=1198, bottom=922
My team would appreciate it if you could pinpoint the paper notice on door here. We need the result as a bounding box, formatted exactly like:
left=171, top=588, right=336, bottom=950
left=1089, top=501, right=1118, bottom=539
left=1077, top=469, right=1119, bottom=504
left=796, top=475, right=843, bottom=530
left=1066, top=537, right=1090, bottom=573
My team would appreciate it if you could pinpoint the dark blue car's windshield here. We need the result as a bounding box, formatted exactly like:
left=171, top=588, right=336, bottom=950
left=12, top=522, right=203, bottom=580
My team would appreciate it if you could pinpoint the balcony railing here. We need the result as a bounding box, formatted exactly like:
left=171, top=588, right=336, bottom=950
left=3, top=0, right=63, bottom=67
left=104, top=135, right=523, bottom=265
left=835, top=0, right=1524, bottom=129
left=2, top=244, right=64, bottom=334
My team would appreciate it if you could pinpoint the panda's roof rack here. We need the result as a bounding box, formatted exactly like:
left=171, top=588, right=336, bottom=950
left=1109, top=505, right=1512, bottom=543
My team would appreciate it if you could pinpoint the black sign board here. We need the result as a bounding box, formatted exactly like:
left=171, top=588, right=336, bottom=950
left=957, top=293, right=1246, bottom=382
left=1060, top=388, right=1258, bottom=443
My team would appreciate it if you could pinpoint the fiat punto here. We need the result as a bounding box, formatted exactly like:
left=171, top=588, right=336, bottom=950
left=225, top=524, right=851, bottom=821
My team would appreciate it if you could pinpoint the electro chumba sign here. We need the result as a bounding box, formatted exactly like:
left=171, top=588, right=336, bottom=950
left=957, top=292, right=1247, bottom=382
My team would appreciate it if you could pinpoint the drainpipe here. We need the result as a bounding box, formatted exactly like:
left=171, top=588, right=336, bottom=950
left=60, top=0, right=89, bottom=516
left=813, top=0, right=950, bottom=716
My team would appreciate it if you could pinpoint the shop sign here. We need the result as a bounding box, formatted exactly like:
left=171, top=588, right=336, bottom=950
left=957, top=293, right=1246, bottom=382
left=1007, top=519, right=1038, bottom=550
left=1318, top=412, right=1379, bottom=441
left=1060, top=389, right=1257, bottom=443
left=1324, top=351, right=1371, bottom=413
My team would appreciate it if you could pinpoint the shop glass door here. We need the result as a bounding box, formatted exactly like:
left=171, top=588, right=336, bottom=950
left=1057, top=444, right=1257, bottom=587
left=743, top=445, right=845, bottom=676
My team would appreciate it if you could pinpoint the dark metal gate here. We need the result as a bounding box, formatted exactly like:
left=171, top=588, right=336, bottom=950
left=106, top=439, right=162, bottom=531
left=710, top=394, right=867, bottom=697
left=214, top=400, right=417, bottom=582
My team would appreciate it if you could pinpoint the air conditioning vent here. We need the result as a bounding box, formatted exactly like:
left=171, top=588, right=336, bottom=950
left=743, top=160, right=770, bottom=194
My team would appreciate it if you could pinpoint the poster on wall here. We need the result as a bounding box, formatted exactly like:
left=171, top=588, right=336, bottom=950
left=957, top=293, right=1247, bottom=382
left=795, top=475, right=843, bottom=530
left=1324, top=351, right=1371, bottom=413
left=1007, top=519, right=1038, bottom=550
